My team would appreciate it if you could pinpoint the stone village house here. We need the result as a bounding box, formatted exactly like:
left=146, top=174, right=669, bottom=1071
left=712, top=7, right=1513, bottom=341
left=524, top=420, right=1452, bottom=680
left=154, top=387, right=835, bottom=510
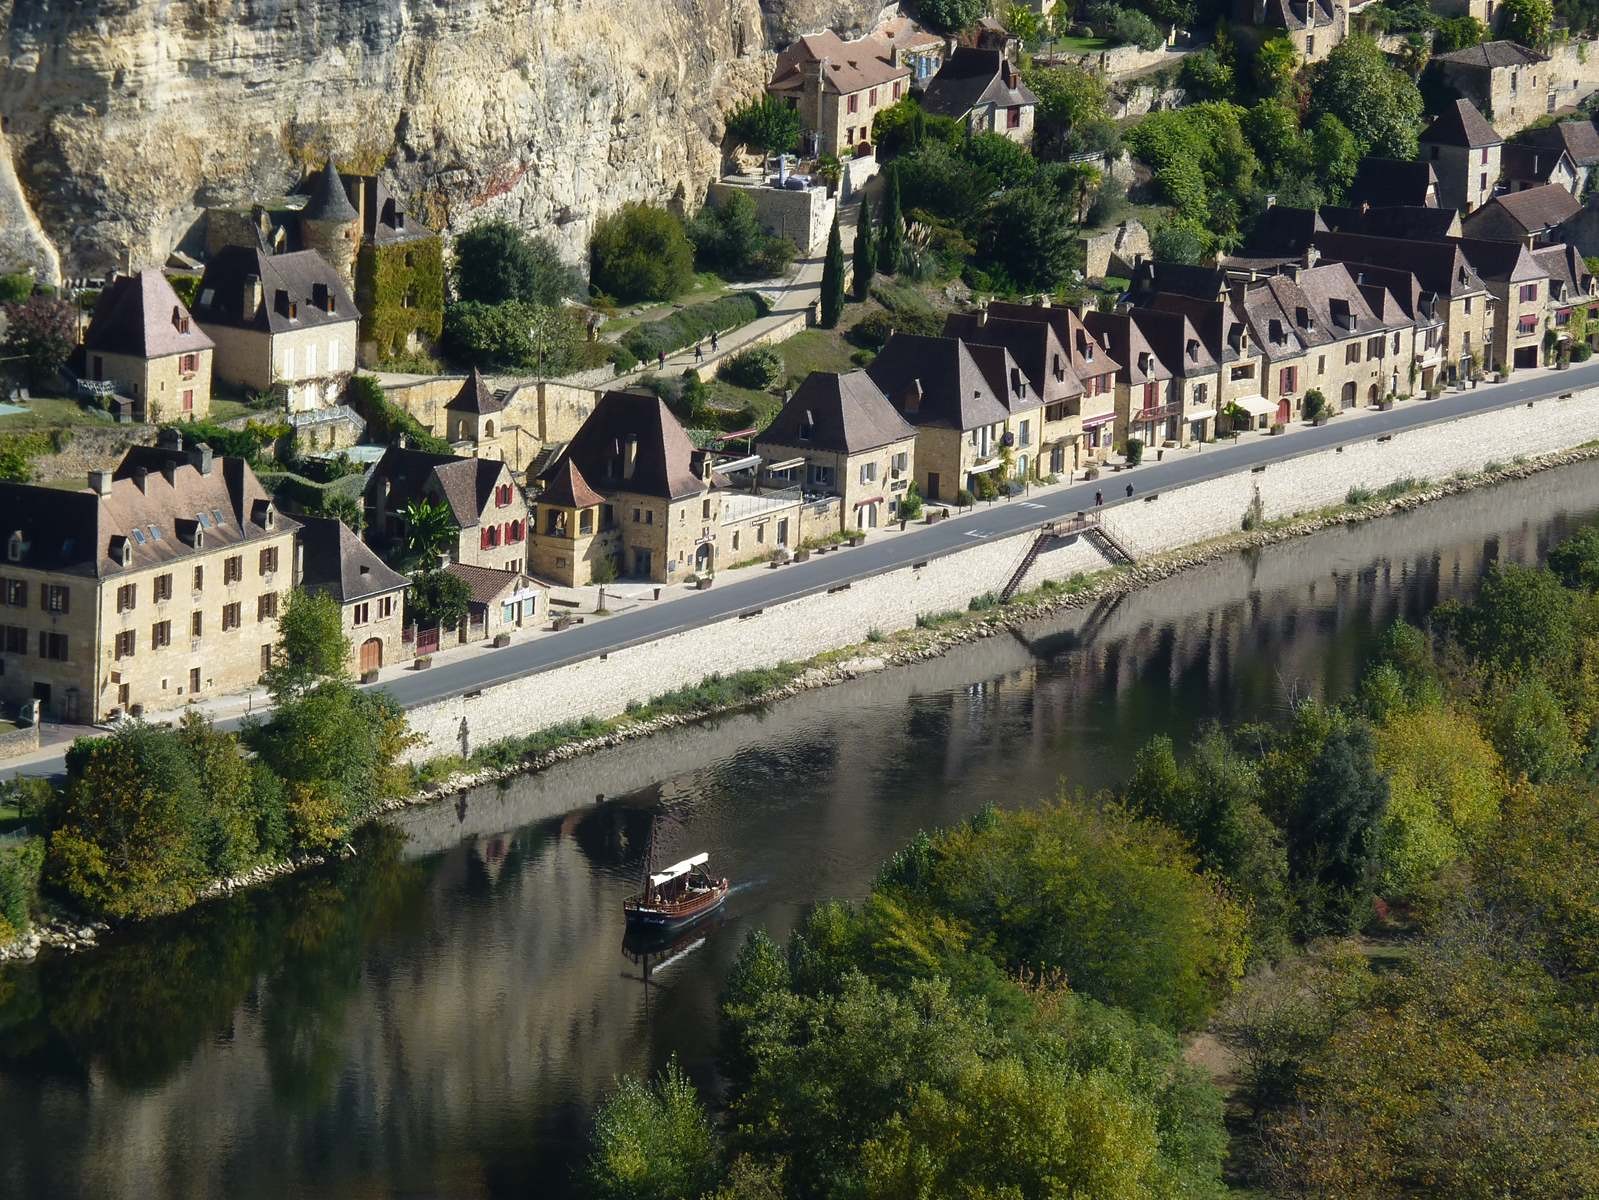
left=767, top=30, right=912, bottom=157
left=296, top=515, right=410, bottom=678
left=78, top=269, right=214, bottom=423
left=0, top=436, right=297, bottom=723
left=983, top=301, right=1121, bottom=465
left=364, top=446, right=530, bottom=574
left=919, top=48, right=1038, bottom=145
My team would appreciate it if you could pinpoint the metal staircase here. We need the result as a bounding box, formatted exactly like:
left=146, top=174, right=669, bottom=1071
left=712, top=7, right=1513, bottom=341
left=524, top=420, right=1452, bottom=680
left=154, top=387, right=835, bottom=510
left=1085, top=522, right=1136, bottom=567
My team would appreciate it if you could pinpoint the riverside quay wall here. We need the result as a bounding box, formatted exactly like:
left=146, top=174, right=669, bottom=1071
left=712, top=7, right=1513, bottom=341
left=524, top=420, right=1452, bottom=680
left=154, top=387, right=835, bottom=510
left=403, top=389, right=1599, bottom=760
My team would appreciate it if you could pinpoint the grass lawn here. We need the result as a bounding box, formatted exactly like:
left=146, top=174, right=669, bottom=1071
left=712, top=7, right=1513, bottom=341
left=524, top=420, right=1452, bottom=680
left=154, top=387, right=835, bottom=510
left=0, top=394, right=116, bottom=432
left=208, top=397, right=256, bottom=423
left=0, top=799, right=23, bottom=837
left=706, top=379, right=783, bottom=430
left=601, top=273, right=736, bottom=337
left=1051, top=35, right=1114, bottom=53
left=774, top=327, right=863, bottom=385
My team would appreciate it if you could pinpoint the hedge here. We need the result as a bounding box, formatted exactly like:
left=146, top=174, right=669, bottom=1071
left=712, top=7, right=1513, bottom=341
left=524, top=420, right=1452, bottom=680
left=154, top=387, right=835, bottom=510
left=348, top=374, right=451, bottom=454
left=621, top=293, right=768, bottom=363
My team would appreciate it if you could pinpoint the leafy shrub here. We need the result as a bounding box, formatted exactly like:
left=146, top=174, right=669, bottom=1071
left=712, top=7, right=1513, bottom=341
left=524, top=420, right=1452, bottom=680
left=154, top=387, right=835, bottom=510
left=1087, top=2, right=1164, bottom=49
left=955, top=488, right=975, bottom=506
left=718, top=345, right=784, bottom=390
left=442, top=300, right=589, bottom=374
left=1125, top=436, right=1145, bottom=466
left=724, top=94, right=802, bottom=155
left=590, top=203, right=696, bottom=303
left=452, top=220, right=582, bottom=307
left=0, top=272, right=33, bottom=303
left=851, top=309, right=898, bottom=350
left=348, top=374, right=452, bottom=453
left=3, top=294, right=76, bottom=386
left=621, top=292, right=767, bottom=362
left=1346, top=484, right=1375, bottom=505
left=917, top=0, right=984, bottom=32
left=0, top=836, right=43, bottom=941
left=689, top=191, right=798, bottom=280
left=1303, top=388, right=1327, bottom=420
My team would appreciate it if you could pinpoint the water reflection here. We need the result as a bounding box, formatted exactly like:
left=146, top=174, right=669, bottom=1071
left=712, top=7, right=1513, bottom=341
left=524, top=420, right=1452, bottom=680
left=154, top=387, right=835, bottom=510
left=5, top=462, right=1599, bottom=1199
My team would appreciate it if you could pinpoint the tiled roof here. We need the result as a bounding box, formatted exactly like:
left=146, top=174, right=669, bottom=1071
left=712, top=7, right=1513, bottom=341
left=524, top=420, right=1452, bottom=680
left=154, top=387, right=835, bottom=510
left=1420, top=98, right=1502, bottom=149
left=1129, top=307, right=1218, bottom=379
left=1319, top=204, right=1460, bottom=241
left=547, top=389, right=706, bottom=501
left=1241, top=206, right=1326, bottom=259
left=1084, top=310, right=1171, bottom=385
left=1500, top=143, right=1575, bottom=185
left=1528, top=120, right=1599, bottom=166
left=83, top=270, right=214, bottom=360
left=769, top=30, right=910, bottom=95
left=983, top=300, right=1122, bottom=378
left=1311, top=230, right=1486, bottom=297
left=943, top=312, right=1085, bottom=403
left=1449, top=236, right=1550, bottom=283
left=865, top=334, right=1013, bottom=430
left=193, top=246, right=358, bottom=334
left=298, top=514, right=409, bottom=603
left=760, top=370, right=916, bottom=455
left=538, top=457, right=606, bottom=509
left=447, top=368, right=503, bottom=415
left=920, top=48, right=1038, bottom=120
left=443, top=562, right=528, bottom=606
left=367, top=445, right=507, bottom=528
left=1468, top=182, right=1582, bottom=235
left=1433, top=40, right=1547, bottom=69
left=1144, top=292, right=1253, bottom=364
left=302, top=160, right=359, bottom=223
left=1259, top=0, right=1337, bottom=30
left=1349, top=158, right=1438, bottom=208
left=0, top=450, right=293, bottom=580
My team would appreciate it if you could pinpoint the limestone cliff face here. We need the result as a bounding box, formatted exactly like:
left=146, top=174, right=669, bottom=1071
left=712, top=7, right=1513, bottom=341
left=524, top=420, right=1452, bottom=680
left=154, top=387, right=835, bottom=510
left=757, top=0, right=895, bottom=43
left=0, top=0, right=780, bottom=282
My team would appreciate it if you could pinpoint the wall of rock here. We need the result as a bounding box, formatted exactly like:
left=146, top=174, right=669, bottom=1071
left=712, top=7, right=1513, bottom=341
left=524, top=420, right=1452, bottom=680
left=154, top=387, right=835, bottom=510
left=0, top=0, right=792, bottom=281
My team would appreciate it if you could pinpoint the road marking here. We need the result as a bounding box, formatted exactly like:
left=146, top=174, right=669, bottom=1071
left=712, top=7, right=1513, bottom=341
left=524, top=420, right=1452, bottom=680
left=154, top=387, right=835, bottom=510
left=1019, top=501, right=1046, bottom=509
left=963, top=530, right=990, bottom=539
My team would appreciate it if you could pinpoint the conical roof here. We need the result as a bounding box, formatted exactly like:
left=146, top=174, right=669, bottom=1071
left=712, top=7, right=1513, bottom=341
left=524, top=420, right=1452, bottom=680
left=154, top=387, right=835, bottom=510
left=540, top=457, right=605, bottom=509
left=447, top=368, right=503, bottom=415
left=303, top=160, right=358, bottom=223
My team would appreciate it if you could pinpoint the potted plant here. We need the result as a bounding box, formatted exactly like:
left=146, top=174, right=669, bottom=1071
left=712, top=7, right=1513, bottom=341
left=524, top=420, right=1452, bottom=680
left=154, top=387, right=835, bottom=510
left=1124, top=437, right=1145, bottom=466
left=696, top=573, right=715, bottom=590
left=415, top=654, right=433, bottom=670
left=1270, top=421, right=1286, bottom=435
left=1302, top=388, right=1327, bottom=424
left=847, top=530, right=866, bottom=546
left=493, top=632, right=512, bottom=647
left=794, top=545, right=812, bottom=562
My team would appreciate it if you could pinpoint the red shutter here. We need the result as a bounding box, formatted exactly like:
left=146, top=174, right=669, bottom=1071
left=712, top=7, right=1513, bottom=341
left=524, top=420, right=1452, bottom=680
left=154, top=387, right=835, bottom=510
left=480, top=527, right=491, bottom=550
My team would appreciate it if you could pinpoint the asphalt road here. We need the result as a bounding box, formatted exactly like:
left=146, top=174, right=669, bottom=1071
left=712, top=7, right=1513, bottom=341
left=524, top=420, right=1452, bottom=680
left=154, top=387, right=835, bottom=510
left=7, top=363, right=1596, bottom=780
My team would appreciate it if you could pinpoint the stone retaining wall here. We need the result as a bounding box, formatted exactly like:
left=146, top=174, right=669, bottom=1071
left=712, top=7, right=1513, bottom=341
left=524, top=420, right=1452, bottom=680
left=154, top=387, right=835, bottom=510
left=402, top=388, right=1599, bottom=761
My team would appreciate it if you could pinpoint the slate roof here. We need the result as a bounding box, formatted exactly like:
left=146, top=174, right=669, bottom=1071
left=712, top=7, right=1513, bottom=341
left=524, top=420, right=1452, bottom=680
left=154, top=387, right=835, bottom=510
left=1433, top=40, right=1547, bottom=70
left=1242, top=206, right=1326, bottom=259
left=545, top=389, right=706, bottom=501
left=1127, top=260, right=1231, bottom=302
left=1258, top=0, right=1337, bottom=30
left=0, top=450, right=293, bottom=580
left=367, top=445, right=507, bottom=527
left=1500, top=144, right=1576, bottom=187
left=1230, top=262, right=1406, bottom=359
left=1084, top=310, right=1172, bottom=386
left=1449, top=236, right=1550, bottom=284
left=864, top=334, right=1012, bottom=430
left=1420, top=98, right=1503, bottom=149
left=1528, top=120, right=1599, bottom=166
left=444, top=562, right=528, bottom=607
left=759, top=371, right=916, bottom=455
left=447, top=369, right=503, bottom=415
left=983, top=300, right=1122, bottom=379
left=769, top=30, right=910, bottom=95
left=1465, top=182, right=1582, bottom=236
left=298, top=514, right=409, bottom=603
left=303, top=160, right=359, bottom=223
left=944, top=311, right=1086, bottom=403
left=1349, top=158, right=1439, bottom=208
left=192, top=246, right=358, bottom=334
left=919, top=48, right=1038, bottom=120
left=1531, top=242, right=1594, bottom=301
left=83, top=270, right=214, bottom=360
left=1309, top=231, right=1488, bottom=297
left=1130, top=307, right=1219, bottom=380
left=1143, top=291, right=1254, bottom=364
left=1319, top=204, right=1461, bottom=241
left=538, top=457, right=606, bottom=509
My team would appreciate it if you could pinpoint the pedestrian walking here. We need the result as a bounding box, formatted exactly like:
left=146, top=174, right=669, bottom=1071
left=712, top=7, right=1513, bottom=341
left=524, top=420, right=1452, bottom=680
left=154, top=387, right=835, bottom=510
left=711, top=331, right=719, bottom=352
left=657, top=350, right=666, bottom=370
left=1094, top=489, right=1103, bottom=507
left=1126, top=482, right=1135, bottom=498
left=694, top=342, right=704, bottom=364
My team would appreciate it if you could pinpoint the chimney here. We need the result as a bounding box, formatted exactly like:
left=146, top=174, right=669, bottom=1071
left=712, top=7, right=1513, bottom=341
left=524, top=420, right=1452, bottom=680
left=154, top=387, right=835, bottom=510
left=161, top=459, right=177, bottom=486
left=1303, top=246, right=1320, bottom=269
left=243, top=273, right=262, bottom=315
left=158, top=426, right=184, bottom=450
left=623, top=435, right=638, bottom=480
left=398, top=433, right=409, bottom=449
left=135, top=466, right=150, bottom=493
left=189, top=442, right=213, bottom=476
left=88, top=468, right=113, bottom=497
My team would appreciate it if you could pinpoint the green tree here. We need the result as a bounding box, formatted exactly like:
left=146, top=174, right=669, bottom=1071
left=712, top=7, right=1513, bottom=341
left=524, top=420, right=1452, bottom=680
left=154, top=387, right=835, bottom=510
left=878, top=167, right=905, bottom=274
left=450, top=220, right=581, bottom=307
left=820, top=216, right=845, bottom=328
left=980, top=186, right=1079, bottom=292
left=442, top=299, right=583, bottom=372
left=1251, top=36, right=1300, bottom=103
left=2, top=294, right=76, bottom=388
left=175, top=710, right=272, bottom=874
left=590, top=203, right=696, bottom=302
left=961, top=131, right=1039, bottom=188
left=1002, top=3, right=1040, bottom=41
left=406, top=567, right=472, bottom=631
left=724, top=93, right=802, bottom=155
left=1308, top=112, right=1362, bottom=202
left=400, top=497, right=457, bottom=568
left=583, top=1059, right=721, bottom=1200
left=263, top=589, right=350, bottom=704
left=1309, top=35, right=1424, bottom=160
left=1444, top=562, right=1576, bottom=674
left=1179, top=48, right=1234, bottom=100
left=1434, top=14, right=1488, bottom=51
left=314, top=489, right=365, bottom=534
left=1548, top=523, right=1599, bottom=591
left=1286, top=724, right=1389, bottom=932
left=1151, top=217, right=1212, bottom=264
left=1023, top=63, right=1112, bottom=154
left=1487, top=675, right=1577, bottom=783
left=852, top=203, right=877, bottom=300
left=918, top=0, right=985, bottom=32
left=1500, top=0, right=1553, bottom=45
left=1244, top=99, right=1311, bottom=189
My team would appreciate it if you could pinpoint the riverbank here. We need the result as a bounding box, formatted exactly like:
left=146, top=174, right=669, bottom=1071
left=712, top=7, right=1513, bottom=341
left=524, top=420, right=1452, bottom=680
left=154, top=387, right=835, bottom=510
left=4, top=440, right=1595, bottom=963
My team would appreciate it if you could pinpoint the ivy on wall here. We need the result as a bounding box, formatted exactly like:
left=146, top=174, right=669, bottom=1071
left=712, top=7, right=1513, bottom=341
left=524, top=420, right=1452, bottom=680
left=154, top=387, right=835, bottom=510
left=356, top=237, right=445, bottom=363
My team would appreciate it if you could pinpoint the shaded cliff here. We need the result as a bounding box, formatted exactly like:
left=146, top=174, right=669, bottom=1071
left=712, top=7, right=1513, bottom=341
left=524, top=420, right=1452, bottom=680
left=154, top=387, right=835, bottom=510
left=0, top=0, right=784, bottom=281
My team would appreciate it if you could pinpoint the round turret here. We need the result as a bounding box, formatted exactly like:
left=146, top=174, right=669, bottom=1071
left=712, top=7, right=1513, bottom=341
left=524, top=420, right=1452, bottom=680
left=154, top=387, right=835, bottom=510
left=300, top=160, right=359, bottom=289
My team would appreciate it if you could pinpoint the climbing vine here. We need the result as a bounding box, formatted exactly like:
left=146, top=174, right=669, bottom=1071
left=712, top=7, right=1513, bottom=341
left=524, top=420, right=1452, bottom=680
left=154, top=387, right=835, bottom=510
left=356, top=238, right=445, bottom=364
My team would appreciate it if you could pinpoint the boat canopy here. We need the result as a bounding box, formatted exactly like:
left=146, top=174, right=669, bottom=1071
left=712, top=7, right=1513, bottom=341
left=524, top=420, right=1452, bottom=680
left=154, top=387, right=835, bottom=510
left=649, top=852, right=709, bottom=888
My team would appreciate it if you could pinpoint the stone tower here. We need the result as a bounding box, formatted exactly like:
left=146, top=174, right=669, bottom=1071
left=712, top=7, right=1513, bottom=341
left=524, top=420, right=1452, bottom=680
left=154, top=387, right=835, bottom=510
left=299, top=160, right=360, bottom=290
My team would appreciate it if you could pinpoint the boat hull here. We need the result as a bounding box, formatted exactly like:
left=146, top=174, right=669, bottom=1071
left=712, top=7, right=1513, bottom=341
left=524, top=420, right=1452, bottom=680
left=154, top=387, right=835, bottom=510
left=623, top=880, right=729, bottom=931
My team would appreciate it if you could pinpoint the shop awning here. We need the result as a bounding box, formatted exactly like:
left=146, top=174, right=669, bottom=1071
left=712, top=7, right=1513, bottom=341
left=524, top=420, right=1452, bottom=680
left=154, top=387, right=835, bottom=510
left=968, top=460, right=1004, bottom=474
left=1186, top=408, right=1217, bottom=422
left=1232, top=394, right=1276, bottom=419
left=1081, top=412, right=1116, bottom=429
left=854, top=494, right=884, bottom=507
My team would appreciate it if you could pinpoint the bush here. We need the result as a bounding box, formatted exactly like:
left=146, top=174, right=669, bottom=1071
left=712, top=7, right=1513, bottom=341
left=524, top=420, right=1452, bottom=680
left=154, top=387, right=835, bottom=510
left=724, top=94, right=802, bottom=155
left=348, top=374, right=451, bottom=453
left=621, top=292, right=767, bottom=362
left=717, top=345, right=784, bottom=390
left=1346, top=484, right=1375, bottom=505
left=689, top=191, right=797, bottom=280
left=1088, top=2, right=1164, bottom=49
left=955, top=487, right=975, bottom=506
left=0, top=836, right=43, bottom=941
left=590, top=203, right=696, bottom=303
left=1125, top=436, right=1145, bottom=465
left=442, top=299, right=585, bottom=374
left=3, top=294, right=76, bottom=387
left=0, top=272, right=33, bottom=303
left=1302, top=388, right=1327, bottom=420
left=451, top=220, right=582, bottom=307
left=850, top=309, right=898, bottom=350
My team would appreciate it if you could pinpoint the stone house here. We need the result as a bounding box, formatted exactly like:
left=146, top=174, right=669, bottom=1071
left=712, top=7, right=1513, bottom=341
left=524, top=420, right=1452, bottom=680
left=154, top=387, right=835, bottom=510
left=755, top=371, right=918, bottom=531
left=296, top=515, right=410, bottom=677
left=191, top=245, right=358, bottom=412
left=1130, top=308, right=1224, bottom=443
left=1526, top=120, right=1599, bottom=193
left=1419, top=98, right=1503, bottom=213
left=1083, top=309, right=1181, bottom=448
left=364, top=446, right=530, bottom=574
left=1143, top=290, right=1268, bottom=427
left=983, top=300, right=1122, bottom=466
left=79, top=269, right=214, bottom=423
left=1460, top=182, right=1583, bottom=247
left=0, top=441, right=297, bottom=723
left=874, top=14, right=945, bottom=88
left=919, top=48, right=1038, bottom=144
left=442, top=563, right=543, bottom=642
left=1428, top=41, right=1579, bottom=137
left=1532, top=242, right=1599, bottom=352
left=1451, top=236, right=1552, bottom=371
left=1499, top=143, right=1580, bottom=195
left=1244, top=0, right=1348, bottom=64
left=531, top=390, right=802, bottom=584
left=767, top=30, right=912, bottom=156
left=864, top=334, right=1041, bottom=503
left=944, top=310, right=1086, bottom=477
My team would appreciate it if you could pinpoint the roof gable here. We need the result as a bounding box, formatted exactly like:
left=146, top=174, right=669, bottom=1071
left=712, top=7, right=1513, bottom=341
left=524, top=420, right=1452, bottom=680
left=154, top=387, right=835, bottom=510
left=84, top=270, right=214, bottom=360
left=760, top=370, right=916, bottom=455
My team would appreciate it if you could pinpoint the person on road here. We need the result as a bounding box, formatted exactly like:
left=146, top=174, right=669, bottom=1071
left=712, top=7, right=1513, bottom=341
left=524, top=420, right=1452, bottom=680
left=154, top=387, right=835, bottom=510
left=1094, top=489, right=1103, bottom=507
left=694, top=342, right=704, bottom=364
left=1126, top=483, right=1135, bottom=499
left=657, top=350, right=666, bottom=370
left=711, top=331, right=720, bottom=352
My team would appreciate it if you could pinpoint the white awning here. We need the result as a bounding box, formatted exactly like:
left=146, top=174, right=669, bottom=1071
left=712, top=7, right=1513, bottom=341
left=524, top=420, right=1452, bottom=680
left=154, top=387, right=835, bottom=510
left=649, top=852, right=709, bottom=888
left=1186, top=408, right=1217, bottom=422
left=1232, top=394, right=1276, bottom=418
left=968, top=459, right=1004, bottom=474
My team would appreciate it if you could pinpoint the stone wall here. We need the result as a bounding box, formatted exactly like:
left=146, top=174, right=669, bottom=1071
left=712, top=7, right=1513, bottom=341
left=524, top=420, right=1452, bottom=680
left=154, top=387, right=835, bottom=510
left=400, top=387, right=1599, bottom=761
left=30, top=424, right=158, bottom=487
left=1080, top=220, right=1150, bottom=280
left=707, top=180, right=835, bottom=253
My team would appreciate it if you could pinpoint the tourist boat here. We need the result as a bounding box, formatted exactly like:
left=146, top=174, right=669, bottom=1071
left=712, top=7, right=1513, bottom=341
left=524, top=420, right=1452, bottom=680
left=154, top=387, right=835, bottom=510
left=623, top=850, right=729, bottom=931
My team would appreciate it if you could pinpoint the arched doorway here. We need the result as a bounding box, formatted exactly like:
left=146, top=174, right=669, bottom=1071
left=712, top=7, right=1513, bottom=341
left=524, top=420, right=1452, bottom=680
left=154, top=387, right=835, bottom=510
left=695, top=542, right=713, bottom=573
left=1368, top=383, right=1380, bottom=405
left=360, top=637, right=383, bottom=674
left=1341, top=381, right=1357, bottom=409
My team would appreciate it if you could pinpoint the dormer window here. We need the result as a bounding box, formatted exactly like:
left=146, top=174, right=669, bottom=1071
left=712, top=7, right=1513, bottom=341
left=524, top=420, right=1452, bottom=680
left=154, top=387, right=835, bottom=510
left=7, top=530, right=26, bottom=563
left=1187, top=339, right=1199, bottom=361
left=799, top=411, right=816, bottom=440
left=113, top=536, right=132, bottom=567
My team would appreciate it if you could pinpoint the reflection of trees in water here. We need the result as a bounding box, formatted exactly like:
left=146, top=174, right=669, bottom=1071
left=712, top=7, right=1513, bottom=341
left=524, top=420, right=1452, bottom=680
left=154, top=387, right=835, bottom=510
left=0, top=825, right=427, bottom=1105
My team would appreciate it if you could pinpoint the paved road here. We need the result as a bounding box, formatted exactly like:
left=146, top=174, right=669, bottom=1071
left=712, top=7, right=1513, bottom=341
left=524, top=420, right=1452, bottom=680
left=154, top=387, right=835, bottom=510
left=7, top=363, right=1595, bottom=780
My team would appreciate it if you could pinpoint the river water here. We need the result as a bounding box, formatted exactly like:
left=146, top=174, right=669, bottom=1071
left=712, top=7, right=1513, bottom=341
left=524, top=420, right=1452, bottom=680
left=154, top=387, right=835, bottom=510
left=4, top=463, right=1599, bottom=1199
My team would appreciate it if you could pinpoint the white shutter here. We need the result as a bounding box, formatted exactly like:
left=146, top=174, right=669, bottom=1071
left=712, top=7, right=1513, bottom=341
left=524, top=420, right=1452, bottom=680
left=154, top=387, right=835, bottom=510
left=284, top=346, right=295, bottom=378
left=328, top=340, right=338, bottom=371
left=305, top=343, right=316, bottom=376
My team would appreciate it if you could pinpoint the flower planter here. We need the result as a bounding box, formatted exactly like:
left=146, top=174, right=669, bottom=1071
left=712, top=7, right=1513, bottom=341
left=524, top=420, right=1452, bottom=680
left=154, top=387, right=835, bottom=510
left=1378, top=399, right=1394, bottom=412
left=361, top=669, right=380, bottom=684
left=493, top=632, right=512, bottom=648
left=695, top=577, right=714, bottom=590
left=847, top=533, right=866, bottom=547
left=414, top=655, right=433, bottom=670
left=1313, top=415, right=1330, bottom=427
left=794, top=548, right=811, bottom=562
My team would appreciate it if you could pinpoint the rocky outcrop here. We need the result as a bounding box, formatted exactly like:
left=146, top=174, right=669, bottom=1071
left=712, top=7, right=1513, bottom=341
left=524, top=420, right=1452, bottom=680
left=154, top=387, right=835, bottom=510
left=0, top=0, right=772, bottom=279
left=757, top=0, right=896, bottom=44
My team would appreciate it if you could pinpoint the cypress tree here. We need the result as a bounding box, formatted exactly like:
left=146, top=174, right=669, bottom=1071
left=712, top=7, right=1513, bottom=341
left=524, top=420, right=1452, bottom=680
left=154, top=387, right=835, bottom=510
left=820, top=216, right=846, bottom=328
left=878, top=166, right=904, bottom=275
left=852, top=203, right=877, bottom=301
